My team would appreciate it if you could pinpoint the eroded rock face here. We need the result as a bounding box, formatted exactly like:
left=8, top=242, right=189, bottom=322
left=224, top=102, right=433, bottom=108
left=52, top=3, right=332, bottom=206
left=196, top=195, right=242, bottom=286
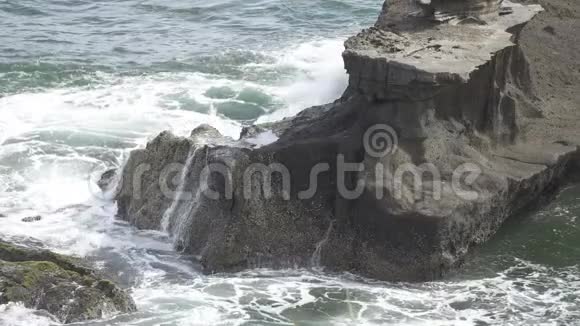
left=113, top=0, right=580, bottom=281
left=0, top=241, right=136, bottom=323
left=419, top=0, right=501, bottom=18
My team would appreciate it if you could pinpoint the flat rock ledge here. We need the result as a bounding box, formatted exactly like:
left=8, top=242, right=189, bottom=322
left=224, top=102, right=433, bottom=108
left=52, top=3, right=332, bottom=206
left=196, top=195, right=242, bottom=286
left=0, top=240, right=136, bottom=323
left=112, top=0, right=580, bottom=281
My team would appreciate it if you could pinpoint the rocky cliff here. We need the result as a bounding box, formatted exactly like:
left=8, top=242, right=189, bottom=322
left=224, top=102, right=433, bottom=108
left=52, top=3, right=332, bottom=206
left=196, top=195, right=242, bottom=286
left=111, top=0, right=580, bottom=281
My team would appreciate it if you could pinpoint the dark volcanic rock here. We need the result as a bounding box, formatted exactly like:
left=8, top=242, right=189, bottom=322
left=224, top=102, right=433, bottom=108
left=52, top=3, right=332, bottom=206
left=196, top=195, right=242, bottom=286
left=0, top=241, right=136, bottom=323
left=113, top=0, right=580, bottom=281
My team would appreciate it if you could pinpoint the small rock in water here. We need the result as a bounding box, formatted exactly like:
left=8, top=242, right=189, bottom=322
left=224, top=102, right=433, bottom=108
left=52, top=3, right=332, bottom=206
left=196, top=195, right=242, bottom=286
left=239, top=125, right=266, bottom=139
left=190, top=123, right=222, bottom=138
left=0, top=214, right=6, bottom=218
left=97, top=169, right=117, bottom=191
left=0, top=240, right=137, bottom=323
left=22, top=215, right=42, bottom=223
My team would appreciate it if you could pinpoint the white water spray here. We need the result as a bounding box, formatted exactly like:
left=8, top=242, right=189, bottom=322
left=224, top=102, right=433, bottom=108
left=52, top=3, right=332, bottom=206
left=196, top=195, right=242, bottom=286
left=161, top=146, right=198, bottom=233
left=311, top=220, right=335, bottom=268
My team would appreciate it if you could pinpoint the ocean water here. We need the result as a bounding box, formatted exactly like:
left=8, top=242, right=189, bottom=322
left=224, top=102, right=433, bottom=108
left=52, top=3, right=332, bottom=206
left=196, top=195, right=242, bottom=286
left=1, top=0, right=579, bottom=325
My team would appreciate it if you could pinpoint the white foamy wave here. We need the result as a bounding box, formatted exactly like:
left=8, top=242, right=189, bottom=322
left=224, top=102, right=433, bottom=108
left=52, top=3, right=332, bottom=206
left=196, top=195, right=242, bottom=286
left=0, top=71, right=246, bottom=225
left=0, top=37, right=347, bottom=227
left=245, top=130, right=279, bottom=148
left=0, top=303, right=59, bottom=326
left=257, top=38, right=348, bottom=123
left=0, top=73, right=243, bottom=143
left=0, top=120, right=8, bottom=146
left=123, top=263, right=580, bottom=326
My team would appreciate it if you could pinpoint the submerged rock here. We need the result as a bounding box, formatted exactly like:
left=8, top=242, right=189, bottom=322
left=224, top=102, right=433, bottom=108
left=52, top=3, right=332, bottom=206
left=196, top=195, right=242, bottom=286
left=113, top=0, right=580, bottom=281
left=21, top=215, right=42, bottom=223
left=0, top=241, right=136, bottom=323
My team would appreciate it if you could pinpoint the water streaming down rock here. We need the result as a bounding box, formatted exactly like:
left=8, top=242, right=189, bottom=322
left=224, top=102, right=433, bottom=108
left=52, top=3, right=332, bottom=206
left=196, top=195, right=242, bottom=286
left=310, top=220, right=335, bottom=269
left=158, top=143, right=217, bottom=252
left=161, top=146, right=199, bottom=233
left=172, top=167, right=206, bottom=252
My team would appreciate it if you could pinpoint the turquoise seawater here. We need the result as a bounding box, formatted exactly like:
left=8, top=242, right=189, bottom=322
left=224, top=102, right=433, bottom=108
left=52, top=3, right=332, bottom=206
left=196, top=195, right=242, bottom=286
left=1, top=0, right=580, bottom=325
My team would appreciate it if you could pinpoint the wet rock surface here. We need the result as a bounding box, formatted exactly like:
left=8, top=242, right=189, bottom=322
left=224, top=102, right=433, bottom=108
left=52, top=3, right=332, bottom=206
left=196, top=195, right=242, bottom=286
left=0, top=240, right=136, bottom=323
left=97, top=169, right=118, bottom=192
left=114, top=0, right=580, bottom=281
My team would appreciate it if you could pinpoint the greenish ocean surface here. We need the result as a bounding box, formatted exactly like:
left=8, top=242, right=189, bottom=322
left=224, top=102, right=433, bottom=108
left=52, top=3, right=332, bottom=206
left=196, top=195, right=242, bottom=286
left=1, top=0, right=579, bottom=325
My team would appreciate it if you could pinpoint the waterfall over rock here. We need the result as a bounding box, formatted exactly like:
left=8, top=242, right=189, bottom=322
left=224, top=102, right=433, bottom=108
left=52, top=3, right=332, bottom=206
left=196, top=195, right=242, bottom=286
left=161, top=147, right=198, bottom=233
left=311, top=220, right=335, bottom=269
